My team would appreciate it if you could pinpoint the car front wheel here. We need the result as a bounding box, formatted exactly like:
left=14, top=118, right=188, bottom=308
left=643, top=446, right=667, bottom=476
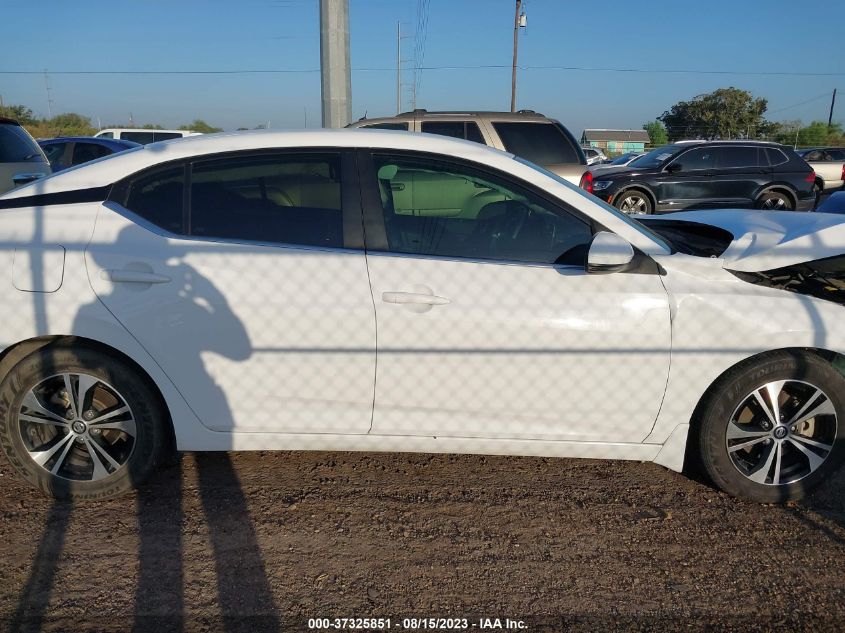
left=613, top=190, right=653, bottom=215
left=0, top=345, right=168, bottom=499
left=696, top=351, right=844, bottom=502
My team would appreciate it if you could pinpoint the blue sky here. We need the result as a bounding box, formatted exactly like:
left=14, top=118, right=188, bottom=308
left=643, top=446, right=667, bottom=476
left=0, top=0, right=843, bottom=136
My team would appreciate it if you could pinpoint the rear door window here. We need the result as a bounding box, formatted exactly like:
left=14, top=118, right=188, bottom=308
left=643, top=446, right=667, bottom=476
left=121, top=131, right=155, bottom=144
left=189, top=153, right=345, bottom=248
left=72, top=142, right=112, bottom=165
left=716, top=146, right=765, bottom=168
left=0, top=124, right=43, bottom=163
left=153, top=132, right=182, bottom=142
left=42, top=142, right=69, bottom=169
left=361, top=122, right=409, bottom=131
left=491, top=122, right=580, bottom=165
left=420, top=121, right=485, bottom=145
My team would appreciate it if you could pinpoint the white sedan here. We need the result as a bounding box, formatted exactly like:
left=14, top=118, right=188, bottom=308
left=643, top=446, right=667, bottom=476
left=0, top=129, right=843, bottom=503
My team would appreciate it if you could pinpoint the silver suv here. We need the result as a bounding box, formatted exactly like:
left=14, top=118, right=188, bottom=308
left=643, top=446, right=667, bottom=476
left=0, top=118, right=50, bottom=194
left=348, top=109, right=587, bottom=185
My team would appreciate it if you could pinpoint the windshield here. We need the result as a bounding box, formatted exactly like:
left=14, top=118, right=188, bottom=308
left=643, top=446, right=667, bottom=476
left=628, top=145, right=680, bottom=169
left=513, top=156, right=672, bottom=252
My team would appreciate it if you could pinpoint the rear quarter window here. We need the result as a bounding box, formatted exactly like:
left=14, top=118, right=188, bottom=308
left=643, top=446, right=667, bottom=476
left=0, top=124, right=44, bottom=163
left=491, top=122, right=581, bottom=166
left=765, top=148, right=789, bottom=166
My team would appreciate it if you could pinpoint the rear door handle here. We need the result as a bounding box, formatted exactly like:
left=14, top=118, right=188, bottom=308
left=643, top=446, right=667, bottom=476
left=382, top=291, right=450, bottom=306
left=100, top=269, right=171, bottom=284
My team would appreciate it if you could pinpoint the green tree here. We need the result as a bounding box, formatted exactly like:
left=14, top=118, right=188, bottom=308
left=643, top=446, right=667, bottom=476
left=36, top=113, right=96, bottom=137
left=642, top=120, right=668, bottom=146
left=180, top=119, right=222, bottom=133
left=659, top=87, right=775, bottom=141
left=0, top=103, right=37, bottom=126
left=141, top=123, right=164, bottom=130
left=796, top=120, right=844, bottom=146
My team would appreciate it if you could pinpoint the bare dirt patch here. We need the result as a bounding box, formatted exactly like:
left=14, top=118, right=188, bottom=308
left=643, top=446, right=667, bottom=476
left=1, top=451, right=844, bottom=632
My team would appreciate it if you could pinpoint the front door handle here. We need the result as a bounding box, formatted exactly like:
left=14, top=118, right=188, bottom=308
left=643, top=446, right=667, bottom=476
left=100, top=269, right=172, bottom=284
left=12, top=172, right=46, bottom=187
left=382, top=291, right=450, bottom=306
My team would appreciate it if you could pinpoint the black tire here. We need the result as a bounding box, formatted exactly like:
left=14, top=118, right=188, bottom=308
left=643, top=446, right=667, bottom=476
left=613, top=189, right=653, bottom=215
left=0, top=345, right=167, bottom=500
left=755, top=190, right=794, bottom=211
left=696, top=351, right=845, bottom=503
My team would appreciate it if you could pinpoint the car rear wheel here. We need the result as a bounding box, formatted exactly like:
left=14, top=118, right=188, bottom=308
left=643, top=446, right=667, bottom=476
left=756, top=191, right=794, bottom=211
left=613, top=190, right=653, bottom=215
left=0, top=345, right=168, bottom=499
left=696, top=351, right=844, bottom=502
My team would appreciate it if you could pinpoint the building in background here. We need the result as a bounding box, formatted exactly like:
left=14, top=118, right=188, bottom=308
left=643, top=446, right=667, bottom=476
left=581, top=129, right=651, bottom=154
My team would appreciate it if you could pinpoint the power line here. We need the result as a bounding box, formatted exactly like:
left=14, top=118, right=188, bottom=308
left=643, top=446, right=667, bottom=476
left=768, top=91, right=836, bottom=115
left=1, top=65, right=843, bottom=76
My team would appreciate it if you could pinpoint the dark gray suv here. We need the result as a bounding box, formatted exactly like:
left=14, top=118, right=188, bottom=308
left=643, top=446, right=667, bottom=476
left=582, top=141, right=816, bottom=214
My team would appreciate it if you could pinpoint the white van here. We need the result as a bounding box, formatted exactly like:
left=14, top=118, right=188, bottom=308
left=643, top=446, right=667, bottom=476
left=94, top=128, right=202, bottom=144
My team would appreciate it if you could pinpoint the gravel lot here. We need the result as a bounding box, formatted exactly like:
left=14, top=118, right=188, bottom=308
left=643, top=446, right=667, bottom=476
left=1, top=450, right=844, bottom=632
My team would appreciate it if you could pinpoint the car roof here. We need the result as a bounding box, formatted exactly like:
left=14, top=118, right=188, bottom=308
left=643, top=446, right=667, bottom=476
left=672, top=140, right=783, bottom=147
left=39, top=136, right=141, bottom=147
left=353, top=109, right=552, bottom=124
left=0, top=127, right=673, bottom=258
left=1, top=128, right=516, bottom=198
left=0, top=117, right=22, bottom=126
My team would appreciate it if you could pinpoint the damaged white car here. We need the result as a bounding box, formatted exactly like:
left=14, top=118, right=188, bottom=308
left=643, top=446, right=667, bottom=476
left=0, top=129, right=842, bottom=503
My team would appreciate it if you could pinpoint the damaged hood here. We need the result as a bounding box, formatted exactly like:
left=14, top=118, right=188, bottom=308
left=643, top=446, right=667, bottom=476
left=645, top=210, right=845, bottom=272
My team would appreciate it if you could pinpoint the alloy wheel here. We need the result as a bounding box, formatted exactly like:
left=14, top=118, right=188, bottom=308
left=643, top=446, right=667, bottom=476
left=17, top=372, right=137, bottom=481
left=760, top=196, right=788, bottom=211
left=618, top=194, right=649, bottom=215
left=726, top=380, right=837, bottom=486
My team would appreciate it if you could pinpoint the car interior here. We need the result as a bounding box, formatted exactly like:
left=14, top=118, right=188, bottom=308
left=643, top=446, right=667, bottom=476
left=375, top=161, right=590, bottom=265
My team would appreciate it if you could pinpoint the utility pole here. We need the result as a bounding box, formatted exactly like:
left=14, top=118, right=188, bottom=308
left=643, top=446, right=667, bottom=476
left=319, top=0, right=352, bottom=128
left=397, top=21, right=402, bottom=114
left=829, top=89, right=837, bottom=129
left=43, top=70, right=54, bottom=118
left=510, top=1, right=526, bottom=112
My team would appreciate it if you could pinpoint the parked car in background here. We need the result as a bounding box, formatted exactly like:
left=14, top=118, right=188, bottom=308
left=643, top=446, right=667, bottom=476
left=609, top=151, right=645, bottom=166
left=814, top=191, right=845, bottom=214
left=794, top=148, right=845, bottom=194
left=1, top=129, right=845, bottom=504
left=581, top=141, right=816, bottom=214
left=39, top=137, right=140, bottom=172
left=0, top=118, right=50, bottom=194
left=589, top=152, right=645, bottom=177
left=582, top=146, right=609, bottom=166
left=348, top=109, right=587, bottom=185
left=94, top=128, right=201, bottom=144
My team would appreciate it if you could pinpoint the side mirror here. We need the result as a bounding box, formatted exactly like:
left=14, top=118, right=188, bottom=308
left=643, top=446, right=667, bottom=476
left=12, top=172, right=46, bottom=187
left=665, top=163, right=682, bottom=174
left=587, top=231, right=635, bottom=274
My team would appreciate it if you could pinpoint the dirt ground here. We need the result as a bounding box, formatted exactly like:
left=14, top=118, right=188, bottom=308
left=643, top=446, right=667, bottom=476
left=1, top=450, right=844, bottom=632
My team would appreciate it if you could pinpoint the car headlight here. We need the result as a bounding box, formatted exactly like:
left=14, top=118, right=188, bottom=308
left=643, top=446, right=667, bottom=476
left=592, top=180, right=613, bottom=191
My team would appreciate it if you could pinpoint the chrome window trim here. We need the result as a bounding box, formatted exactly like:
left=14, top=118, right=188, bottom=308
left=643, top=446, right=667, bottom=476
left=362, top=247, right=585, bottom=271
